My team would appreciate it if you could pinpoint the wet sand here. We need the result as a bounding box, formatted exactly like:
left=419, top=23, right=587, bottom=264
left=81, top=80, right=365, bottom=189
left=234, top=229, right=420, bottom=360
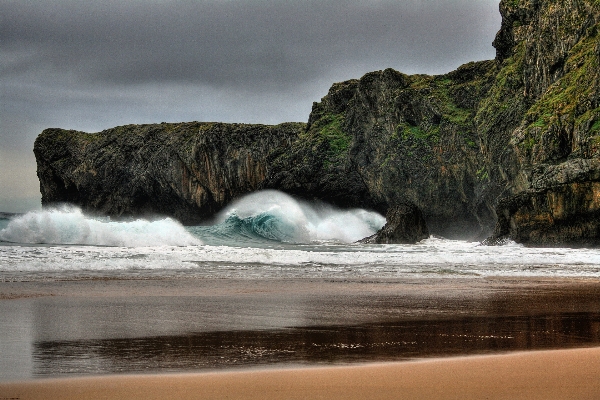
left=2, top=347, right=600, bottom=399
left=2, top=276, right=600, bottom=397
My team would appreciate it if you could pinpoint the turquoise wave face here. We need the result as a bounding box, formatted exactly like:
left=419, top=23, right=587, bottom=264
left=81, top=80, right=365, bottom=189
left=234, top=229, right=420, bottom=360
left=188, top=211, right=308, bottom=246
left=189, top=190, right=385, bottom=246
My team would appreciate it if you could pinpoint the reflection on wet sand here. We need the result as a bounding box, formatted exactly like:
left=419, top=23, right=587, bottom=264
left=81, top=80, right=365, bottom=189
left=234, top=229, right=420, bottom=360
left=33, top=312, right=600, bottom=376
left=2, top=278, right=600, bottom=380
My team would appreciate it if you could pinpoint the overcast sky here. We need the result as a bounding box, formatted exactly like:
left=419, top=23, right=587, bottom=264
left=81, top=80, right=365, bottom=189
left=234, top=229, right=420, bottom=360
left=0, top=0, right=501, bottom=213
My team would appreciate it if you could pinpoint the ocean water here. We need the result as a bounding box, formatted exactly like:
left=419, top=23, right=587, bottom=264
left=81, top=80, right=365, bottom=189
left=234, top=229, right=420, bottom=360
left=3, top=190, right=600, bottom=380
left=1, top=190, right=600, bottom=282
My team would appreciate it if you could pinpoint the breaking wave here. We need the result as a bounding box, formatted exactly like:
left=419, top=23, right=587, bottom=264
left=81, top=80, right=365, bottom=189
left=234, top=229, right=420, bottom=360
left=189, top=190, right=385, bottom=245
left=0, top=206, right=201, bottom=247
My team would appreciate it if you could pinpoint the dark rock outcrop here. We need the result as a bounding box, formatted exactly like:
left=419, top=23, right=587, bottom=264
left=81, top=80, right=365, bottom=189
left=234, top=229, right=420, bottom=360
left=360, top=204, right=429, bottom=244
left=479, top=0, right=600, bottom=245
left=485, top=159, right=600, bottom=246
left=34, top=0, right=600, bottom=245
left=264, top=62, right=498, bottom=239
left=35, top=122, right=304, bottom=224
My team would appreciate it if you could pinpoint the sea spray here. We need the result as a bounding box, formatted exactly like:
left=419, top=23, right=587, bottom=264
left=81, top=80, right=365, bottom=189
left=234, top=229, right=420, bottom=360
left=0, top=206, right=202, bottom=247
left=192, top=190, right=386, bottom=245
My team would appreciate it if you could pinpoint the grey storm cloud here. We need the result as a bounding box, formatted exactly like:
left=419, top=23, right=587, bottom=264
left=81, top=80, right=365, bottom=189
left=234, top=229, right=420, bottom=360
left=0, top=0, right=501, bottom=212
left=1, top=0, right=499, bottom=89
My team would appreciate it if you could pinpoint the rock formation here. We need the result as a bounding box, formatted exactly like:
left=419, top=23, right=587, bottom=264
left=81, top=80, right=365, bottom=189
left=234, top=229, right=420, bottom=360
left=34, top=0, right=600, bottom=245
left=264, top=61, right=497, bottom=239
left=480, top=0, right=600, bottom=246
left=35, top=122, right=303, bottom=224
left=360, top=204, right=429, bottom=244
left=485, top=159, right=600, bottom=246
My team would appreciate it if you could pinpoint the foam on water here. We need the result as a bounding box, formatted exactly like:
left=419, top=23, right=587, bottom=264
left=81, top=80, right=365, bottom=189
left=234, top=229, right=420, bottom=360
left=0, top=206, right=201, bottom=247
left=1, top=192, right=599, bottom=281
left=192, top=190, right=386, bottom=245
left=2, top=237, right=600, bottom=281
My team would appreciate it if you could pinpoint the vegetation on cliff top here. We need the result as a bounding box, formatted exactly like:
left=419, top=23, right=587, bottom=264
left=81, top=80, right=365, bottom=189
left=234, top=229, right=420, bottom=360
left=518, top=22, right=600, bottom=163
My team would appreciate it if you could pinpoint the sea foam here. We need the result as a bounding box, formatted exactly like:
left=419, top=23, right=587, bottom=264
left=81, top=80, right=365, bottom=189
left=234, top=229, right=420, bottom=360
left=199, top=190, right=386, bottom=244
left=0, top=206, right=201, bottom=247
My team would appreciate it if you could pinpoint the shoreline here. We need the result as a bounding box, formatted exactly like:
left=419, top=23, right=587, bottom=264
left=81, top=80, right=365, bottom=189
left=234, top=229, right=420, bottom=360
left=2, top=347, right=600, bottom=399
left=2, top=276, right=600, bottom=381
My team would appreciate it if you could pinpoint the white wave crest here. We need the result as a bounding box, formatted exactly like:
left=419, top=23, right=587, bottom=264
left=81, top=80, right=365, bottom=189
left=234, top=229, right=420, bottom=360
left=0, top=206, right=202, bottom=247
left=218, top=190, right=386, bottom=243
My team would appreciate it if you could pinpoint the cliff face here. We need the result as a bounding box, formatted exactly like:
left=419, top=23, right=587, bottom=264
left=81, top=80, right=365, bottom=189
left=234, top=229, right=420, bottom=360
left=35, top=122, right=303, bottom=224
left=34, top=0, right=600, bottom=245
left=480, top=0, right=600, bottom=187
left=483, top=0, right=600, bottom=245
left=265, top=62, right=498, bottom=238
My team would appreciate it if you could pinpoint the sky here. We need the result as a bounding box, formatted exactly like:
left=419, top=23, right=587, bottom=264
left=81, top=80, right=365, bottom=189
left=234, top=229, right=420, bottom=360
left=0, top=0, right=502, bottom=213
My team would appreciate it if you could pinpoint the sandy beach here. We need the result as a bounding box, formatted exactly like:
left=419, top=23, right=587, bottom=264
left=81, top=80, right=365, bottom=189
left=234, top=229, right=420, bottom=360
left=2, top=347, right=600, bottom=399
left=2, top=276, right=600, bottom=398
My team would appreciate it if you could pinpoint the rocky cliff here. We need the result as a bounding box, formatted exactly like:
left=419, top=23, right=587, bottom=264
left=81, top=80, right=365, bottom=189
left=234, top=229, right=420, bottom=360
left=482, top=0, right=600, bottom=245
left=264, top=61, right=497, bottom=239
left=34, top=0, right=600, bottom=245
left=35, top=122, right=303, bottom=224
